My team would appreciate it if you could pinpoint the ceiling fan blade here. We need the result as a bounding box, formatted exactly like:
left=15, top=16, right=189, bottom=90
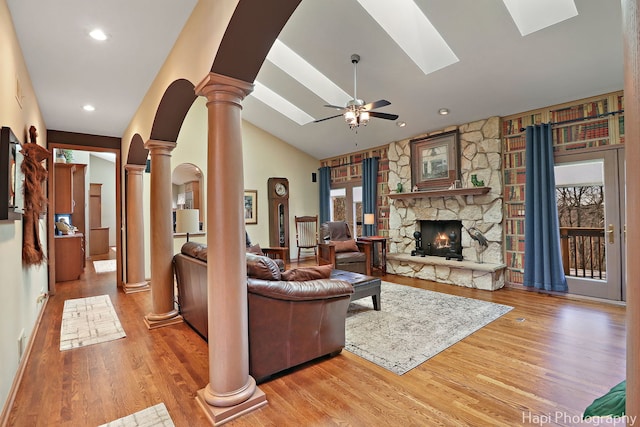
left=362, top=99, right=391, bottom=111
left=323, top=104, right=347, bottom=111
left=369, top=111, right=399, bottom=121
left=313, top=114, right=343, bottom=123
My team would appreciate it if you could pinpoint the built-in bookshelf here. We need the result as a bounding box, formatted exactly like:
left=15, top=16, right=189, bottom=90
left=502, top=112, right=542, bottom=285
left=502, top=91, right=624, bottom=287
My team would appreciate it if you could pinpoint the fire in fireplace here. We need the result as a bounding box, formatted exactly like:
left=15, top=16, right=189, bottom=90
left=416, top=220, right=463, bottom=259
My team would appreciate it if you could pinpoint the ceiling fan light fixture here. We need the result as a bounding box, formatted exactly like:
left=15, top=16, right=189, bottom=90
left=359, top=111, right=370, bottom=125
left=344, top=110, right=357, bottom=126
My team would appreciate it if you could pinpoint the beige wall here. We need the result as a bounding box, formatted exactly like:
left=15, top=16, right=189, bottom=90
left=0, top=0, right=48, bottom=412
left=143, top=97, right=320, bottom=277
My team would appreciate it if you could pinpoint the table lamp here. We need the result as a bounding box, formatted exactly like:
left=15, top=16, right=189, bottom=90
left=364, top=213, right=375, bottom=226
left=176, top=209, right=199, bottom=242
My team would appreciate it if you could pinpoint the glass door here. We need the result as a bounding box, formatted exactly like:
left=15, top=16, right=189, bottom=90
left=554, top=148, right=625, bottom=300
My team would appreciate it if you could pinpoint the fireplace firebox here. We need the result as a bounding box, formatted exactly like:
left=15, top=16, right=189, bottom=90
left=413, top=220, right=463, bottom=260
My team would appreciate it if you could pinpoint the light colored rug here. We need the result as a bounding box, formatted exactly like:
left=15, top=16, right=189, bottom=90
left=60, top=294, right=126, bottom=351
left=93, top=259, right=117, bottom=273
left=99, top=403, right=174, bottom=427
left=345, top=281, right=513, bottom=375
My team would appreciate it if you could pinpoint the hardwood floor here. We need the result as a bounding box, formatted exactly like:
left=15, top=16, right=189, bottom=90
left=6, top=257, right=625, bottom=426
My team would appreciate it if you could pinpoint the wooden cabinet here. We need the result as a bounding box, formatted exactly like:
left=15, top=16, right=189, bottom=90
left=54, top=163, right=76, bottom=213
left=55, top=234, right=84, bottom=281
left=89, top=183, right=109, bottom=255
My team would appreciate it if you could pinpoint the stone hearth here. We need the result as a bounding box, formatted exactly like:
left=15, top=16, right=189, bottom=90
left=386, top=117, right=506, bottom=290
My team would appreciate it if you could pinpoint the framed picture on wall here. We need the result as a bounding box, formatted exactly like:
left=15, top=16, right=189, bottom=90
left=410, top=130, right=459, bottom=190
left=244, top=190, right=257, bottom=224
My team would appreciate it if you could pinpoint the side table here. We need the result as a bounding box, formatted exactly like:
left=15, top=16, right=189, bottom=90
left=262, top=246, right=289, bottom=264
left=357, top=236, right=388, bottom=274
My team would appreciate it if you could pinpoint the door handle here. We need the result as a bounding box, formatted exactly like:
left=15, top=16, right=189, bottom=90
left=607, top=224, right=614, bottom=244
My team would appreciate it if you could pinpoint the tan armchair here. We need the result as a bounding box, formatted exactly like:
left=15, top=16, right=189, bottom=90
left=318, top=221, right=372, bottom=276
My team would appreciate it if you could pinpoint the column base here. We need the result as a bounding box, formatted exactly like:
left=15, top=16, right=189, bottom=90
left=196, top=386, right=267, bottom=426
left=123, top=281, right=150, bottom=294
left=144, top=313, right=183, bottom=330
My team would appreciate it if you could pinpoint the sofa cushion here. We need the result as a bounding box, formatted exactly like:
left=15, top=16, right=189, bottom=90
left=281, top=264, right=333, bottom=281
left=335, top=251, right=366, bottom=263
left=246, top=252, right=281, bottom=280
left=331, top=239, right=359, bottom=253
left=182, top=242, right=207, bottom=262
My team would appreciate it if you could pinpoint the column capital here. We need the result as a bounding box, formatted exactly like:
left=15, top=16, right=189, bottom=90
left=124, top=164, right=146, bottom=174
left=195, top=72, right=254, bottom=105
left=144, top=139, right=177, bottom=155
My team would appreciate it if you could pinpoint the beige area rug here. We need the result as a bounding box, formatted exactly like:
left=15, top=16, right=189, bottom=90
left=60, top=295, right=126, bottom=351
left=99, top=403, right=174, bottom=427
left=345, top=281, right=513, bottom=375
left=93, top=259, right=117, bottom=273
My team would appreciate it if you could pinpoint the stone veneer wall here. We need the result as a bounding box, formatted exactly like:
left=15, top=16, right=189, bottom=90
left=387, top=116, right=504, bottom=267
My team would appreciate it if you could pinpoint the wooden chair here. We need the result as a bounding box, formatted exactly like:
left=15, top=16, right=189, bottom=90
left=295, top=215, right=318, bottom=263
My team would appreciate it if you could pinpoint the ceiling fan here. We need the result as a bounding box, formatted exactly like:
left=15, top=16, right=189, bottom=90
left=314, top=54, right=399, bottom=128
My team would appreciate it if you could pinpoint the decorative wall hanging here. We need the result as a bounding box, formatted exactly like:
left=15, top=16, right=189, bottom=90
left=410, top=130, right=460, bottom=190
left=21, top=126, right=50, bottom=265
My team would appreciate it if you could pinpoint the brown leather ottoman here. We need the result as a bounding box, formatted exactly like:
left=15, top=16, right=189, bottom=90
left=330, top=269, right=381, bottom=311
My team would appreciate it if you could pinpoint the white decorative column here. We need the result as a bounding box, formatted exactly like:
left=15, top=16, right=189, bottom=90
left=194, top=72, right=266, bottom=425
left=123, top=164, right=150, bottom=293
left=143, top=140, right=183, bottom=329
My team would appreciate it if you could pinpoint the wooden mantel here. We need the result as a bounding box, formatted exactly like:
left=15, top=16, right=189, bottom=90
left=388, top=186, right=491, bottom=200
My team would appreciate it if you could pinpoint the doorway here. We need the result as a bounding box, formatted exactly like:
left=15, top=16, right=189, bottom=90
left=47, top=140, right=121, bottom=295
left=329, top=184, right=362, bottom=237
left=554, top=147, right=625, bottom=301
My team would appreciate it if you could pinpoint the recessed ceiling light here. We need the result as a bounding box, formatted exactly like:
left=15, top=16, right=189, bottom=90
left=438, top=108, right=449, bottom=115
left=83, top=104, right=95, bottom=112
left=396, top=121, right=406, bottom=127
left=89, top=29, right=108, bottom=41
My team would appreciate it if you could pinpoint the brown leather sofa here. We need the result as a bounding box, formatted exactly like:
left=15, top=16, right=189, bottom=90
left=173, top=242, right=354, bottom=382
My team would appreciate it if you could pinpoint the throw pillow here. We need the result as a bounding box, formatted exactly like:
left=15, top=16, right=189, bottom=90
left=331, top=239, right=359, bottom=253
left=281, top=264, right=333, bottom=281
left=246, top=252, right=281, bottom=280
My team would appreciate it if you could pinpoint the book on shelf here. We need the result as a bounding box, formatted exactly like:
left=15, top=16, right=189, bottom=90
left=550, top=99, right=608, bottom=123
left=506, top=235, right=525, bottom=252
left=507, top=269, right=524, bottom=285
left=506, top=251, right=524, bottom=269
left=504, top=151, right=525, bottom=169
left=505, top=218, right=524, bottom=235
left=507, top=185, right=525, bottom=202
left=505, top=135, right=526, bottom=151
left=504, top=169, right=526, bottom=185
left=507, top=203, right=525, bottom=218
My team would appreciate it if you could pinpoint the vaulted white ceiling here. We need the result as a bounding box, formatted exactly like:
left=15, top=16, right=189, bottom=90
left=7, top=0, right=623, bottom=160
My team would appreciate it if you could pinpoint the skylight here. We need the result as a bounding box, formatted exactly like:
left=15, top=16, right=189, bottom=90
left=251, top=81, right=315, bottom=125
left=502, top=0, right=578, bottom=36
left=266, top=40, right=351, bottom=107
left=356, top=0, right=459, bottom=75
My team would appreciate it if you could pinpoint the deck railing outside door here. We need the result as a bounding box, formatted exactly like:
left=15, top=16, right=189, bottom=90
left=559, top=227, right=606, bottom=279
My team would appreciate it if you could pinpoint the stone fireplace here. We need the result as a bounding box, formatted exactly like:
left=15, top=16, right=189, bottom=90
left=385, top=117, right=506, bottom=290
